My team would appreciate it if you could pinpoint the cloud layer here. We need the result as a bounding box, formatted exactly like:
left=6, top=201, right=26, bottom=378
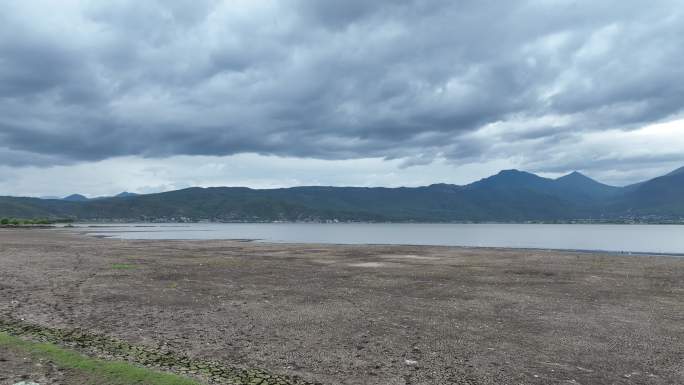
left=1, top=0, right=683, bottom=191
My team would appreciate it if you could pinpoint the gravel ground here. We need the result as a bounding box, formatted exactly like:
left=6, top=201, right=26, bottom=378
left=0, top=229, right=682, bottom=385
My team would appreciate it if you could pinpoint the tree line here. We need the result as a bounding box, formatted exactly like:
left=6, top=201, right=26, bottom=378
left=0, top=218, right=55, bottom=226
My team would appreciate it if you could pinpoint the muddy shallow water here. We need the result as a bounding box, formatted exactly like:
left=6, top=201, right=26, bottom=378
left=1, top=229, right=683, bottom=384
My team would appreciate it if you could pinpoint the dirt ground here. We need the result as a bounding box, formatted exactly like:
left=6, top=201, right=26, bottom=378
left=0, top=345, right=72, bottom=385
left=0, top=229, right=682, bottom=385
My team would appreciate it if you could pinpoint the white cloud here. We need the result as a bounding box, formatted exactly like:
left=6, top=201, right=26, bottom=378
left=1, top=1, right=683, bottom=193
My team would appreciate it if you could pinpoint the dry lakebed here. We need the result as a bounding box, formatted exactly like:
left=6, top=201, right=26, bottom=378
left=0, top=229, right=682, bottom=384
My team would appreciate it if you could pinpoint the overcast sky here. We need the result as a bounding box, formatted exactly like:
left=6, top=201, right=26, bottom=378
left=1, top=0, right=683, bottom=197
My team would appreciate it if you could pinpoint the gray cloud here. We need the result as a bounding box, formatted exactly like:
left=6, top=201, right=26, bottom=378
left=1, top=0, right=683, bottom=180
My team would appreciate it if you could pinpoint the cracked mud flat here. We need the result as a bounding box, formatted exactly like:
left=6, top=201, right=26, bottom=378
left=0, top=229, right=683, bottom=385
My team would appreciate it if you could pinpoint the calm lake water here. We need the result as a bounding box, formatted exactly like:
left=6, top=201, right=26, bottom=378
left=77, top=223, right=684, bottom=255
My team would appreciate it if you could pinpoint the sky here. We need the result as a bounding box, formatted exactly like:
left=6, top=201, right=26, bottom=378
left=1, top=0, right=683, bottom=197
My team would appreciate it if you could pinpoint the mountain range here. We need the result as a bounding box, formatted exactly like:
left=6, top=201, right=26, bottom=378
left=60, top=192, right=139, bottom=202
left=1, top=168, right=683, bottom=223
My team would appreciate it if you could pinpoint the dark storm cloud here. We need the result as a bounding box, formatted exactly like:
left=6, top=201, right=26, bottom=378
left=1, top=0, right=683, bottom=172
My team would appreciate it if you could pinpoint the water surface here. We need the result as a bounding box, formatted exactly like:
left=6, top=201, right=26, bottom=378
left=76, top=223, right=684, bottom=255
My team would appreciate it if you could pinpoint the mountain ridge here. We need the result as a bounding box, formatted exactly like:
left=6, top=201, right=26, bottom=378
left=62, top=194, right=89, bottom=202
left=2, top=167, right=683, bottom=223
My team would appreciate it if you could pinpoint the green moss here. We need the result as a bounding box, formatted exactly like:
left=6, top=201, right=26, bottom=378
left=0, top=332, right=201, bottom=385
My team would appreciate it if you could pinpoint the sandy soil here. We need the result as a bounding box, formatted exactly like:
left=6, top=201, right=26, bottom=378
left=0, top=229, right=682, bottom=385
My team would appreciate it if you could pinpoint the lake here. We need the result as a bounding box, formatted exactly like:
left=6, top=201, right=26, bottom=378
left=75, top=223, right=684, bottom=255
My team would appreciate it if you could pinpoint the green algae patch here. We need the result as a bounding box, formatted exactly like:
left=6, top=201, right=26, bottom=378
left=0, top=332, right=201, bottom=385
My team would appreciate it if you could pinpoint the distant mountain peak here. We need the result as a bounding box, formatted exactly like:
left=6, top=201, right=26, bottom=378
left=115, top=191, right=138, bottom=198
left=469, top=169, right=548, bottom=191
left=557, top=171, right=592, bottom=181
left=497, top=169, right=526, bottom=175
left=554, top=170, right=619, bottom=198
left=427, top=183, right=460, bottom=192
left=666, top=166, right=684, bottom=176
left=63, top=193, right=88, bottom=201
left=488, top=169, right=543, bottom=181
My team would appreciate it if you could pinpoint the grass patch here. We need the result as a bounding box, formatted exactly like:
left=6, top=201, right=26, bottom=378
left=111, top=263, right=137, bottom=270
left=0, top=332, right=201, bottom=385
left=0, top=318, right=313, bottom=385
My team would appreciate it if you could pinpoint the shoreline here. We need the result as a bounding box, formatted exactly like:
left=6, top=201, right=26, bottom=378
left=2, top=229, right=683, bottom=384
left=52, top=220, right=684, bottom=225
left=61, top=226, right=684, bottom=258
